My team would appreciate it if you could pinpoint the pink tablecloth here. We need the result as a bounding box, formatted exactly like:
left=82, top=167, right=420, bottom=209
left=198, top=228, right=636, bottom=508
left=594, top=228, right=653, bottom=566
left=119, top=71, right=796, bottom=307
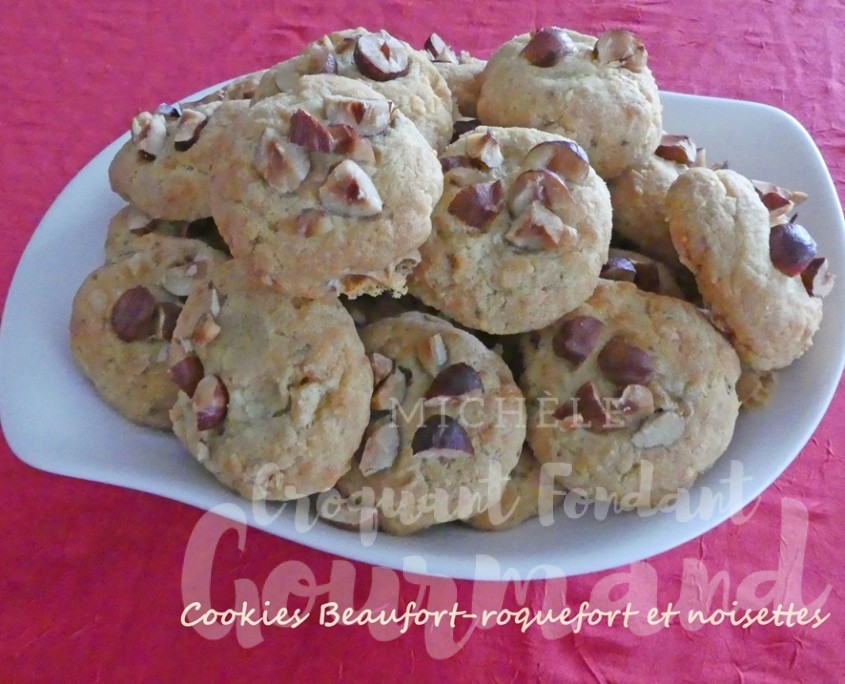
left=2, top=1, right=844, bottom=681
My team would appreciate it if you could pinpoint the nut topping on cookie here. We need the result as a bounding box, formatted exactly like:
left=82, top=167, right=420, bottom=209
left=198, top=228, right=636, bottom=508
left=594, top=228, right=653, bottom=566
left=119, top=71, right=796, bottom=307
left=592, top=29, right=647, bottom=72
left=508, top=169, right=574, bottom=216
left=324, top=95, right=393, bottom=136
left=523, top=140, right=591, bottom=183
left=155, top=302, right=182, bottom=341
left=303, top=40, right=339, bottom=75
left=552, top=315, right=605, bottom=366
left=505, top=202, right=571, bottom=251
left=173, top=109, right=209, bottom=151
left=423, top=33, right=458, bottom=63
left=131, top=112, right=168, bottom=160
left=160, top=261, right=208, bottom=298
left=769, top=222, right=817, bottom=276
left=614, top=384, right=655, bottom=423
left=597, top=336, right=655, bottom=385
left=801, top=257, right=835, bottom=297
left=193, top=374, right=229, bottom=431
left=411, top=415, right=475, bottom=457
left=600, top=255, right=637, bottom=282
left=169, top=354, right=204, bottom=395
left=318, top=159, right=383, bottom=217
left=752, top=180, right=808, bottom=224
left=424, top=362, right=484, bottom=401
left=371, top=365, right=408, bottom=411
left=360, top=418, right=401, bottom=476
left=655, top=134, right=697, bottom=166
left=354, top=31, right=410, bottom=82
left=327, top=125, right=376, bottom=163
left=417, top=334, right=448, bottom=376
left=464, top=131, right=504, bottom=169
left=110, top=286, right=158, bottom=342
left=369, top=352, right=394, bottom=386
left=191, top=312, right=221, bottom=346
left=254, top=128, right=311, bottom=193
left=448, top=180, right=504, bottom=229
left=289, top=109, right=334, bottom=153
left=520, top=27, right=576, bottom=67
left=631, top=411, right=685, bottom=448
left=295, top=208, right=334, bottom=237
left=125, top=206, right=155, bottom=235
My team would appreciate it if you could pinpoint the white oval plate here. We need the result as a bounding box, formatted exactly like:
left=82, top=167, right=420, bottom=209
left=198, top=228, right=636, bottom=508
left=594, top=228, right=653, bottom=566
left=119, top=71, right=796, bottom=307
left=1, top=91, right=843, bottom=580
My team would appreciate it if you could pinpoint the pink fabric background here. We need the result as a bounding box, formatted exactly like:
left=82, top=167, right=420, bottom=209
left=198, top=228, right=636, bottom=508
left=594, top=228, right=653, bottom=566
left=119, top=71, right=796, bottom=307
left=2, top=1, right=844, bottom=681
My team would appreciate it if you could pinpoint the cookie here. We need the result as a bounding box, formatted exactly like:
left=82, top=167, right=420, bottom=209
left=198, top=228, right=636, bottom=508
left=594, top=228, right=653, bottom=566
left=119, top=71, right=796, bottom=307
left=465, top=444, right=564, bottom=531
left=209, top=75, right=442, bottom=298
left=252, top=28, right=455, bottom=151
left=168, top=260, right=373, bottom=501
left=109, top=100, right=248, bottom=221
left=69, top=238, right=227, bottom=429
left=665, top=167, right=831, bottom=370
left=329, top=312, right=525, bottom=535
left=608, top=134, right=703, bottom=267
left=410, top=126, right=612, bottom=334
left=521, top=280, right=741, bottom=508
left=477, top=27, right=662, bottom=180
left=104, top=204, right=229, bottom=261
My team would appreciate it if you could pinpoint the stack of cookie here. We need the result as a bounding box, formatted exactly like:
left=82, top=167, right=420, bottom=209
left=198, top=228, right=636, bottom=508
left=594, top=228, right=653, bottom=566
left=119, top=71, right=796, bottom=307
left=69, top=25, right=834, bottom=536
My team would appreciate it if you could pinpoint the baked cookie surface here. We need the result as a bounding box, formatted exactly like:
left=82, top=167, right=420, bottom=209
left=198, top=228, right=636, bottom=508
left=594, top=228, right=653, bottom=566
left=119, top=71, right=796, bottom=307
left=70, top=238, right=227, bottom=429
left=168, top=260, right=373, bottom=501
left=521, top=280, right=741, bottom=507
left=109, top=100, right=248, bottom=221
left=332, top=312, right=525, bottom=535
left=665, top=167, right=829, bottom=371
left=477, top=28, right=662, bottom=180
left=410, top=126, right=612, bottom=334
left=252, top=28, right=455, bottom=151
left=210, top=75, right=442, bottom=298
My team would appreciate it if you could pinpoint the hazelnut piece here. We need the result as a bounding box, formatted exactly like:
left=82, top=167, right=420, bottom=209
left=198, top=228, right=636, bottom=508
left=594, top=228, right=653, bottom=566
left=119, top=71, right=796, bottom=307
left=288, top=109, right=333, bottom=153
left=154, top=302, right=182, bottom=341
left=505, top=202, right=571, bottom=251
left=600, top=255, right=637, bottom=282
left=411, top=415, right=475, bottom=457
left=359, top=418, right=401, bottom=476
left=369, top=352, right=394, bottom=387
left=593, top=29, right=647, bottom=71
left=318, top=159, right=383, bottom=217
left=801, top=257, right=834, bottom=297
left=597, top=336, right=655, bottom=385
left=552, top=315, right=605, bottom=366
left=110, top=286, right=157, bottom=342
left=631, top=411, right=685, bottom=448
left=448, top=180, right=504, bottom=230
left=371, top=365, right=408, bottom=411
left=508, top=169, right=574, bottom=217
left=417, top=334, right=448, bottom=376
left=769, top=222, right=817, bottom=276
left=254, top=128, right=310, bottom=193
left=353, top=31, right=410, bottom=82
left=520, top=27, right=576, bottom=67
left=192, top=312, right=221, bottom=346
left=193, top=375, right=229, bottom=431
left=655, top=134, right=697, bottom=166
left=169, top=354, right=204, bottom=395
left=324, top=95, right=393, bottom=136
left=464, top=131, right=504, bottom=169
left=614, top=384, right=655, bottom=424
left=424, top=33, right=458, bottom=63
left=522, top=140, right=591, bottom=183
left=752, top=180, right=808, bottom=224
left=131, top=112, right=167, bottom=160
left=327, top=125, right=376, bottom=164
left=173, top=109, right=209, bottom=151
left=424, top=362, right=483, bottom=401
left=295, top=208, right=333, bottom=237
left=160, top=261, right=207, bottom=298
